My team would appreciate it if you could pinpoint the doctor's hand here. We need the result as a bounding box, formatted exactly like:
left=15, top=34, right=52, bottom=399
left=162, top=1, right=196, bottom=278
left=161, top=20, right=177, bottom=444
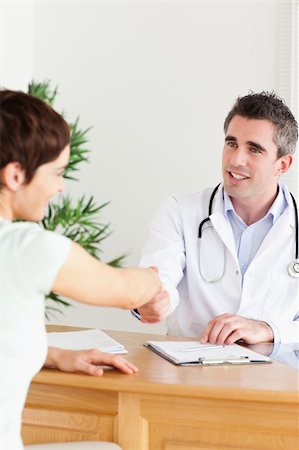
left=200, top=313, right=274, bottom=345
left=137, top=290, right=171, bottom=323
left=44, top=347, right=139, bottom=376
left=247, top=342, right=274, bottom=357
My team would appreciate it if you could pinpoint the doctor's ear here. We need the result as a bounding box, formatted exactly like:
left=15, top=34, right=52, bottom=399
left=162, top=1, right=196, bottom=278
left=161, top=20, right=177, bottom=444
left=1, top=162, right=26, bottom=191
left=277, top=154, right=293, bottom=175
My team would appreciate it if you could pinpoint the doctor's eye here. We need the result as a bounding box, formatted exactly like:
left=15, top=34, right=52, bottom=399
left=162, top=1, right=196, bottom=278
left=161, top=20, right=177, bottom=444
left=226, top=141, right=237, bottom=149
left=249, top=146, right=262, bottom=154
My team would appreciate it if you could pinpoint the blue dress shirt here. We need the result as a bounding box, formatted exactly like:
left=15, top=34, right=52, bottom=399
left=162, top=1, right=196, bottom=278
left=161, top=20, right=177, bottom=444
left=224, top=184, right=288, bottom=281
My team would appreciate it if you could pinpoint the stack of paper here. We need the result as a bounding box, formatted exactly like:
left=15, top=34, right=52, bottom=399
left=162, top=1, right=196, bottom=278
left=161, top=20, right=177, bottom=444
left=145, top=340, right=271, bottom=365
left=47, top=329, right=127, bottom=354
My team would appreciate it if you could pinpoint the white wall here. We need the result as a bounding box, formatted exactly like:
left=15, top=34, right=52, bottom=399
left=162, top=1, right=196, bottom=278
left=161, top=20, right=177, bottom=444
left=2, top=1, right=298, bottom=333
left=0, top=1, right=34, bottom=89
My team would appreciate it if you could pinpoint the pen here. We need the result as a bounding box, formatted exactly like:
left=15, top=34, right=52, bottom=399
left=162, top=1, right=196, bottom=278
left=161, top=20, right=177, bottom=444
left=179, top=345, right=223, bottom=352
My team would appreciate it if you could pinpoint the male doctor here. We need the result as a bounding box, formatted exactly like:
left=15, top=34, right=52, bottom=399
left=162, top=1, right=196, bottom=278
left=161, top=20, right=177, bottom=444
left=135, top=92, right=299, bottom=345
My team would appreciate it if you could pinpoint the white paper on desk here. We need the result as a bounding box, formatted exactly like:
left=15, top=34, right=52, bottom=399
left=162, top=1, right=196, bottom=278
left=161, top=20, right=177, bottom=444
left=47, top=329, right=128, bottom=354
left=145, top=341, right=271, bottom=365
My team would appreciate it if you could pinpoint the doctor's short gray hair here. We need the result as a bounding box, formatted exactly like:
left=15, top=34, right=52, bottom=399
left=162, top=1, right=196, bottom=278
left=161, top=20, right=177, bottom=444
left=223, top=91, right=298, bottom=158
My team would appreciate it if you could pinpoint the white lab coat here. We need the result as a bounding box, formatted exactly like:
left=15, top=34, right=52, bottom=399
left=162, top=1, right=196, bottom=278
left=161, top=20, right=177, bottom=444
left=140, top=183, right=299, bottom=343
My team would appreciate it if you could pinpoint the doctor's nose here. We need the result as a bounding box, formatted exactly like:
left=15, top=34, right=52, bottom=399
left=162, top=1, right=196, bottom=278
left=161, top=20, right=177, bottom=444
left=229, top=147, right=248, bottom=167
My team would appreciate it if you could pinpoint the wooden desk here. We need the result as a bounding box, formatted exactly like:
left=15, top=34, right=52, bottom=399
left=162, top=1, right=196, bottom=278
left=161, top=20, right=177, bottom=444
left=23, top=326, right=299, bottom=450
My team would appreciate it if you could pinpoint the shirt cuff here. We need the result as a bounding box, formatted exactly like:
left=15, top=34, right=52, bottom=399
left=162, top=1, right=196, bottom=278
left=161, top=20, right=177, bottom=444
left=266, top=320, right=281, bottom=345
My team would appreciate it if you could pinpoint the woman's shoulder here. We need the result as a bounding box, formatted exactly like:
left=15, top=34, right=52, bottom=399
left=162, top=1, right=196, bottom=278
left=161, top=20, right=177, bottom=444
left=0, top=219, right=39, bottom=240
left=0, top=220, right=70, bottom=253
left=0, top=220, right=45, bottom=242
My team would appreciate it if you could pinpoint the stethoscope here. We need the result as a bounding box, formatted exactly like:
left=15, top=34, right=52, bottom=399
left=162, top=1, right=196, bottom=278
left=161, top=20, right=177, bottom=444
left=198, top=183, right=299, bottom=281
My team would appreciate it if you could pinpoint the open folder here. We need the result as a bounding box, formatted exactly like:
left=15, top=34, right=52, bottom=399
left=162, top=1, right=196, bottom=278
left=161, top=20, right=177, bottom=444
left=144, top=341, right=271, bottom=366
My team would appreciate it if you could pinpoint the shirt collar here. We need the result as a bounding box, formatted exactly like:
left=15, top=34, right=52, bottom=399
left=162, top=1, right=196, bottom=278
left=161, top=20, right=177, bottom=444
left=223, top=191, right=234, bottom=219
left=223, top=182, right=287, bottom=225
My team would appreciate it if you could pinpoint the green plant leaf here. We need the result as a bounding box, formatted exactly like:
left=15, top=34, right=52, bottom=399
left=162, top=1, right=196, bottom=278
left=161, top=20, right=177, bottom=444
left=28, top=80, right=58, bottom=106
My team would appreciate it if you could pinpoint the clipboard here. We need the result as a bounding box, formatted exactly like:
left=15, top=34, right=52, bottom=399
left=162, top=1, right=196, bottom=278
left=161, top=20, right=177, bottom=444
left=144, top=341, right=271, bottom=366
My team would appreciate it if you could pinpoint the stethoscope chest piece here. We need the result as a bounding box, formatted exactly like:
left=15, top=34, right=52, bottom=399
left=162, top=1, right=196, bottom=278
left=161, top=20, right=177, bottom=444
left=288, top=259, right=299, bottom=278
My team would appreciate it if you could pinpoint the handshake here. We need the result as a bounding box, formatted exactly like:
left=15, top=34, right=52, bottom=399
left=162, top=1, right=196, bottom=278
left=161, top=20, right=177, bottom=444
left=131, top=266, right=171, bottom=323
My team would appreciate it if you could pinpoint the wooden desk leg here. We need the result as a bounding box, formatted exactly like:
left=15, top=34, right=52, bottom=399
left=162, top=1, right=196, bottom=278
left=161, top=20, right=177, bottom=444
left=117, top=392, right=148, bottom=450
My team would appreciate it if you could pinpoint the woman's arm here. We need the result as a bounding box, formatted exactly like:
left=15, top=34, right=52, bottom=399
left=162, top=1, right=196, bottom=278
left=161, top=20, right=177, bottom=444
left=52, top=241, right=162, bottom=310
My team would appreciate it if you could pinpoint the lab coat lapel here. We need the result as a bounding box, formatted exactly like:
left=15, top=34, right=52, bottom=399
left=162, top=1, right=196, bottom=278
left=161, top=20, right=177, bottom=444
left=210, top=212, right=239, bottom=266
left=208, top=186, right=239, bottom=266
left=254, top=205, right=294, bottom=258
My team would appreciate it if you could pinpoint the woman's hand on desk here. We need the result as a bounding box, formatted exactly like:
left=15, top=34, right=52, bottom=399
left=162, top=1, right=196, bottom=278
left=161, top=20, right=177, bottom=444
left=45, top=347, right=139, bottom=375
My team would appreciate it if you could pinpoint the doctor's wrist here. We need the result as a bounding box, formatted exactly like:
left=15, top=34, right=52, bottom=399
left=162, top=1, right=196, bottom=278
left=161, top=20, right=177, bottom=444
left=260, top=321, right=274, bottom=343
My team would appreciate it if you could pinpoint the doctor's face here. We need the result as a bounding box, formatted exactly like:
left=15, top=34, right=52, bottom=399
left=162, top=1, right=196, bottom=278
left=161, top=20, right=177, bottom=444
left=222, top=115, right=288, bottom=204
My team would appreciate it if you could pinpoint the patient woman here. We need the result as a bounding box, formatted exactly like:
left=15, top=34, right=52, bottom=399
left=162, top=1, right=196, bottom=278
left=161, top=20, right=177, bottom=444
left=0, top=90, right=162, bottom=450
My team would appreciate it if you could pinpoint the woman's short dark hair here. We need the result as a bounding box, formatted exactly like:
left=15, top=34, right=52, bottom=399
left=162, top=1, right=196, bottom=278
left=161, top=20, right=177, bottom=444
left=0, top=90, right=70, bottom=183
left=224, top=91, right=298, bottom=158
